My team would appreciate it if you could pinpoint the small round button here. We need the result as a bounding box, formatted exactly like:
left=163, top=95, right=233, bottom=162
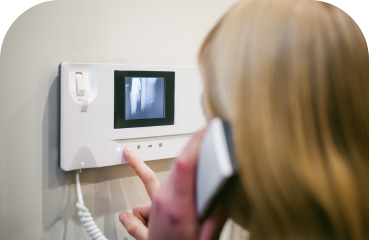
left=137, top=145, right=141, bottom=150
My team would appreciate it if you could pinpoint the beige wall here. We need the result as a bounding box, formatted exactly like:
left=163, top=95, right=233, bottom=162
left=0, top=0, right=238, bottom=239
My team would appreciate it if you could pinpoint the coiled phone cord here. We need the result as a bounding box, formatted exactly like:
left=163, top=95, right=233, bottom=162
left=76, top=170, right=108, bottom=240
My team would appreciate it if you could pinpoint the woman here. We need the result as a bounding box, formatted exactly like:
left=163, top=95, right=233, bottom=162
left=120, top=0, right=369, bottom=239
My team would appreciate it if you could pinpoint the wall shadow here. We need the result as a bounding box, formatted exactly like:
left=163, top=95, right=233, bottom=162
left=41, top=75, right=74, bottom=239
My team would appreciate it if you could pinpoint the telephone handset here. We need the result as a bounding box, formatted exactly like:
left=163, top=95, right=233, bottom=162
left=196, top=118, right=238, bottom=221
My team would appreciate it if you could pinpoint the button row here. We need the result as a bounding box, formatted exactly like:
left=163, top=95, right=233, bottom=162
left=137, top=143, right=163, bottom=150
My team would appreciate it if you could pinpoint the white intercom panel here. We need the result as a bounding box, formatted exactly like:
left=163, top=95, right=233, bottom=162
left=60, top=62, right=205, bottom=171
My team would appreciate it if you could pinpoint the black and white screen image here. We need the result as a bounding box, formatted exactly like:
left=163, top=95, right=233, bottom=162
left=125, top=77, right=165, bottom=120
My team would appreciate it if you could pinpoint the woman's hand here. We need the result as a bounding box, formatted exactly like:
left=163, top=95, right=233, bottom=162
left=119, top=144, right=160, bottom=240
left=120, top=130, right=227, bottom=240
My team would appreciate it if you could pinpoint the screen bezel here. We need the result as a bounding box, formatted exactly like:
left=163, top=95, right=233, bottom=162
left=114, top=71, right=175, bottom=129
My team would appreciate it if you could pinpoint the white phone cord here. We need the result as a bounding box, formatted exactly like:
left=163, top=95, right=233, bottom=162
left=76, top=170, right=108, bottom=240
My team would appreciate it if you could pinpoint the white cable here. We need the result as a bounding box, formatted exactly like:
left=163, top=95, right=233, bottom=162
left=76, top=170, right=108, bottom=240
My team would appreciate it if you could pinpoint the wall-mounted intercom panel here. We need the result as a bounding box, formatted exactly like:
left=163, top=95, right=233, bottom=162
left=60, top=62, right=205, bottom=171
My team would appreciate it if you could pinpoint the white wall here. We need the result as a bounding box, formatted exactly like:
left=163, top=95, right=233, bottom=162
left=0, top=0, right=238, bottom=239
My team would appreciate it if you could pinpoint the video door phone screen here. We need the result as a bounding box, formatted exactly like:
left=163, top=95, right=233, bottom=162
left=125, top=77, right=164, bottom=120
left=114, top=71, right=175, bottom=129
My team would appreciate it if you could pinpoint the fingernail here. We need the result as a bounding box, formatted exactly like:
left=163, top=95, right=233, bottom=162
left=120, top=212, right=128, bottom=223
left=124, top=146, right=132, bottom=156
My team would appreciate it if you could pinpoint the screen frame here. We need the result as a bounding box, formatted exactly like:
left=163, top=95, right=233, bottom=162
left=114, top=70, right=175, bottom=129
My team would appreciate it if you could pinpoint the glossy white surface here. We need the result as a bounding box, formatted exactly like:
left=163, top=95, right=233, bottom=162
left=197, top=118, right=234, bottom=217
left=60, top=63, right=204, bottom=171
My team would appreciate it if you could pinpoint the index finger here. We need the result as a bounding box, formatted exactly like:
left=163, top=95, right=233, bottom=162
left=124, top=146, right=160, bottom=199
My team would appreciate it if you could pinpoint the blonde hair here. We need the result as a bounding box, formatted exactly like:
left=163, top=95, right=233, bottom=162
left=199, top=0, right=369, bottom=239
